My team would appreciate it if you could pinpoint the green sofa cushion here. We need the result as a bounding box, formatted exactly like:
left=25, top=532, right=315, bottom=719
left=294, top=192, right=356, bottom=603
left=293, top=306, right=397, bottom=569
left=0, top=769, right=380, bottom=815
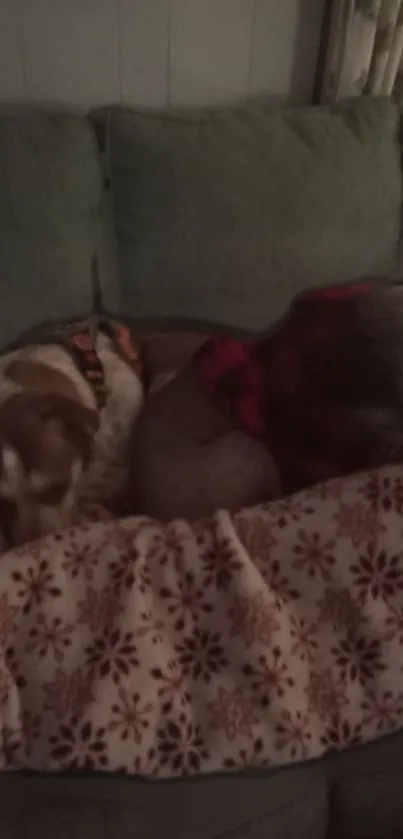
left=98, top=97, right=402, bottom=332
left=0, top=113, right=114, bottom=350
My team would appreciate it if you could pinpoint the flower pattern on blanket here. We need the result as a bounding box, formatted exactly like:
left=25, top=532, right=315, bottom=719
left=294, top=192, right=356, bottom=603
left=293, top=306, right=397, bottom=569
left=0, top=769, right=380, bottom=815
left=1, top=464, right=403, bottom=777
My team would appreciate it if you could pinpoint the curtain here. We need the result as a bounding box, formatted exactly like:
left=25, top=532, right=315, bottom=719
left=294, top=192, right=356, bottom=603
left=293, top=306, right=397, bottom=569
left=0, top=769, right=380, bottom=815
left=320, top=0, right=403, bottom=101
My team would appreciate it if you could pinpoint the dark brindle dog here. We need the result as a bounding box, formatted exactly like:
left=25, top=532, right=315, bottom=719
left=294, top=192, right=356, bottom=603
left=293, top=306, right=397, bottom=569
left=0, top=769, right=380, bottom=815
left=126, top=281, right=403, bottom=521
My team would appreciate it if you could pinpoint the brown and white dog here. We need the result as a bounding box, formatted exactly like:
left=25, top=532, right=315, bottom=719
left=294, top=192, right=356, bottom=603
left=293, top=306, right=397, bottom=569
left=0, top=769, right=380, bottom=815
left=125, top=332, right=281, bottom=522
left=0, top=327, right=143, bottom=548
left=0, top=338, right=101, bottom=547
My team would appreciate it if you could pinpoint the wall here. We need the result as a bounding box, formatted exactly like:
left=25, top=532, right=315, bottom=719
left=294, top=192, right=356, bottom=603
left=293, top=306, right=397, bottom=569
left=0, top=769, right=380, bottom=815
left=0, top=0, right=324, bottom=108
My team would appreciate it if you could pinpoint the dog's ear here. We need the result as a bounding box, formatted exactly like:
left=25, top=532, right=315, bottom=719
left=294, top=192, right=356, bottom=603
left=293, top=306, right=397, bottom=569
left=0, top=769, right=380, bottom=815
left=0, top=391, right=99, bottom=480
left=30, top=392, right=99, bottom=430
left=33, top=393, right=99, bottom=459
left=42, top=395, right=99, bottom=470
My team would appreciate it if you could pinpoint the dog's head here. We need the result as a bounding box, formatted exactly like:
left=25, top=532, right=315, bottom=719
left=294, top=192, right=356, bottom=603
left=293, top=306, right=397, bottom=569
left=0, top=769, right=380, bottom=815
left=0, top=391, right=99, bottom=547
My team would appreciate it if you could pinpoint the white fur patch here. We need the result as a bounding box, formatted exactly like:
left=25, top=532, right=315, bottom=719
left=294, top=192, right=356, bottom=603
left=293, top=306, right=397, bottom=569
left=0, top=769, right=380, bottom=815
left=0, top=445, right=23, bottom=499
left=76, top=331, right=145, bottom=511
left=71, top=459, right=83, bottom=486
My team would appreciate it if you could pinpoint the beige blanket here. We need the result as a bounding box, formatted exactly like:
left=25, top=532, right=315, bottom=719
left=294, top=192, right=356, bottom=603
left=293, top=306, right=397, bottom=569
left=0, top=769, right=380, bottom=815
left=1, top=461, right=403, bottom=777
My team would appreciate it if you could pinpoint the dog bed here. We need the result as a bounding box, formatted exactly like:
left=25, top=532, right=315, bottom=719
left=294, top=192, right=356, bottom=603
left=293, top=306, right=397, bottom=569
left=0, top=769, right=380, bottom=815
left=1, top=332, right=403, bottom=777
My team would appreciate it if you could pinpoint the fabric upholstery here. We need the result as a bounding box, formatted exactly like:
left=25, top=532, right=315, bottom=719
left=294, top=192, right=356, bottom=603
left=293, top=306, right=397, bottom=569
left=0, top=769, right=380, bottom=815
left=331, top=774, right=403, bottom=838
left=0, top=113, right=114, bottom=350
left=94, top=96, right=402, bottom=332
left=2, top=730, right=403, bottom=838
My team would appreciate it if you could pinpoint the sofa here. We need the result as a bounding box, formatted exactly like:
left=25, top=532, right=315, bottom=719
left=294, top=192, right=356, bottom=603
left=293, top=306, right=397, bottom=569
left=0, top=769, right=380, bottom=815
left=1, top=95, right=403, bottom=838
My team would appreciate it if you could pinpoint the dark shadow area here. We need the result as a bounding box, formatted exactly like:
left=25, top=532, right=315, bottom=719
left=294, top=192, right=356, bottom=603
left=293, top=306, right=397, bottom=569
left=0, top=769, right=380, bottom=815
left=290, top=0, right=328, bottom=104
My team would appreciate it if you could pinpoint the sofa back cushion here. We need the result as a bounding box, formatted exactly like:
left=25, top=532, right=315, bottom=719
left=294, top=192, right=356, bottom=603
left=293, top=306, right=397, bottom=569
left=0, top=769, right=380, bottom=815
left=95, top=97, right=402, bottom=333
left=0, top=113, right=115, bottom=350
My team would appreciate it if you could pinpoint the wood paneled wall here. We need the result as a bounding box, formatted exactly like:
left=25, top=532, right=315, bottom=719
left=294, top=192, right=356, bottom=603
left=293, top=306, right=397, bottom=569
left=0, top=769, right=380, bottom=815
left=0, top=0, right=324, bottom=107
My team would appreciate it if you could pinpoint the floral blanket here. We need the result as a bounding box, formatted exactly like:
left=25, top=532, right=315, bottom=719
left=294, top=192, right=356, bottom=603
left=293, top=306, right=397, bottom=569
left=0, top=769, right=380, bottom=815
left=1, top=463, right=403, bottom=777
